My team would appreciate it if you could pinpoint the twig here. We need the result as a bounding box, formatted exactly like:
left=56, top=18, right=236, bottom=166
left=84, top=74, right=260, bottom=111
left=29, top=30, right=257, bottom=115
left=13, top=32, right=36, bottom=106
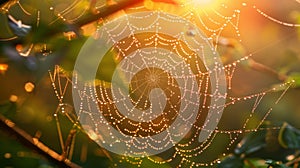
left=0, top=112, right=81, bottom=168
left=286, top=156, right=300, bottom=167
left=248, top=58, right=288, bottom=81
left=63, top=128, right=77, bottom=160
left=38, top=0, right=143, bottom=40
left=74, top=0, right=143, bottom=27
left=216, top=37, right=288, bottom=82
left=285, top=151, right=300, bottom=166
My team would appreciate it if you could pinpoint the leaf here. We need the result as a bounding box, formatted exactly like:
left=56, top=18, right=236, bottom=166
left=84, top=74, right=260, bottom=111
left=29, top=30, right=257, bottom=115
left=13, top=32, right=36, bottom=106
left=234, top=130, right=267, bottom=156
left=265, top=160, right=290, bottom=168
left=278, top=122, right=300, bottom=149
left=244, top=158, right=268, bottom=168
left=286, top=72, right=300, bottom=88
left=218, top=155, right=244, bottom=168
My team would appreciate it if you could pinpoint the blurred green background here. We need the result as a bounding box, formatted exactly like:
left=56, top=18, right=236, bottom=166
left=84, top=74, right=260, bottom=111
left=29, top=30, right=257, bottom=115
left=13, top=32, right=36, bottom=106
left=1, top=0, right=300, bottom=167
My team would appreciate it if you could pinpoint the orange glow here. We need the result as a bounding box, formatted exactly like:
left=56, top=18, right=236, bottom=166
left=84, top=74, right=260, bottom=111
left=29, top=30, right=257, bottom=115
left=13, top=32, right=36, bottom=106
left=24, top=82, right=35, bottom=93
left=4, top=153, right=12, bottom=159
left=186, top=0, right=219, bottom=9
left=0, top=64, right=8, bottom=74
left=63, top=31, right=77, bottom=40
left=193, top=0, right=214, bottom=5
left=151, top=0, right=178, bottom=4
left=9, top=95, right=18, bottom=102
left=144, top=0, right=220, bottom=17
left=15, top=44, right=23, bottom=52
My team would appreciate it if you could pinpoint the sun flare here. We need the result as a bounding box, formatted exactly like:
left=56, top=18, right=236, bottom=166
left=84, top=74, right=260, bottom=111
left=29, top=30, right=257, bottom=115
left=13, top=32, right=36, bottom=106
left=179, top=0, right=219, bottom=9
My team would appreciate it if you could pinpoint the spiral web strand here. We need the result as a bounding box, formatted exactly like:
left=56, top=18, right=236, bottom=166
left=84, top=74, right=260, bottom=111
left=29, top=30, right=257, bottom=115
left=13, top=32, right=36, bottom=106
left=49, top=58, right=294, bottom=167
left=47, top=2, right=298, bottom=166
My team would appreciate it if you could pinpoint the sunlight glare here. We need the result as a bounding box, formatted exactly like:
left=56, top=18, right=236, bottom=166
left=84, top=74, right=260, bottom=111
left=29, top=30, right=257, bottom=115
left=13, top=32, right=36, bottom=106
left=186, top=0, right=219, bottom=8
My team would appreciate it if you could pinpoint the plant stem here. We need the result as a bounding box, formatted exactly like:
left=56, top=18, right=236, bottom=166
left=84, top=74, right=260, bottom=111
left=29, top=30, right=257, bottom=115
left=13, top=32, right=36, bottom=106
left=0, top=112, right=81, bottom=168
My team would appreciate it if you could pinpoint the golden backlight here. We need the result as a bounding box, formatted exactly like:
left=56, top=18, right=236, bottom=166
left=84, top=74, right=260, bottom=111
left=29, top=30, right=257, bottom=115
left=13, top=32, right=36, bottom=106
left=190, top=0, right=218, bottom=8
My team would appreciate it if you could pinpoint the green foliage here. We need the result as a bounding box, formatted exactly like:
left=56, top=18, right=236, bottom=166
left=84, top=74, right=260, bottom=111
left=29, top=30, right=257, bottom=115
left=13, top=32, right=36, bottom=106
left=286, top=73, right=300, bottom=89
left=265, top=160, right=289, bottom=168
left=218, top=155, right=244, bottom=168
left=219, top=122, right=300, bottom=168
left=116, top=156, right=172, bottom=168
left=234, top=130, right=267, bottom=156
left=278, top=122, right=300, bottom=149
left=0, top=100, right=16, bottom=118
left=0, top=102, right=57, bottom=168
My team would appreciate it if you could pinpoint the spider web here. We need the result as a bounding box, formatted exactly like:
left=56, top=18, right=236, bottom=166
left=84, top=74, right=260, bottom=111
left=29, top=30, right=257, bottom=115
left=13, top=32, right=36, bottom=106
left=1, top=0, right=299, bottom=167
left=48, top=1, right=297, bottom=167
